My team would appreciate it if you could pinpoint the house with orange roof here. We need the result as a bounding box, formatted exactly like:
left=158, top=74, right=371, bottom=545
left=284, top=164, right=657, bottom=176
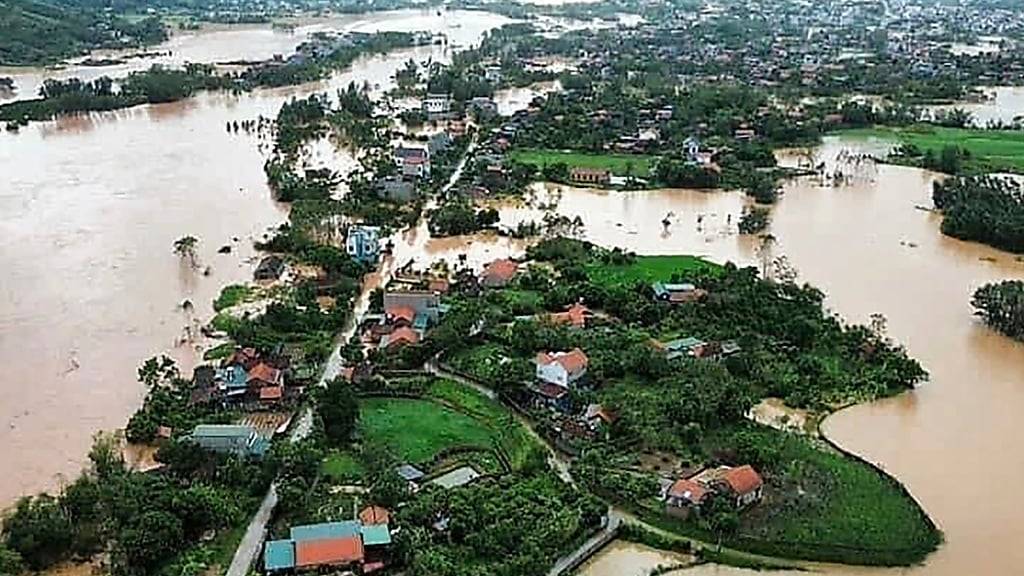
left=385, top=305, right=417, bottom=327
left=381, top=327, right=420, bottom=351
left=535, top=348, right=589, bottom=388
left=664, top=478, right=710, bottom=519
left=248, top=362, right=283, bottom=388
left=359, top=505, right=391, bottom=526
left=715, top=465, right=764, bottom=508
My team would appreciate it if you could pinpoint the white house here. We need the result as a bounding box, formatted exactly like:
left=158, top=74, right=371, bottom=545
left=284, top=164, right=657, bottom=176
left=535, top=348, right=589, bottom=388
left=422, top=93, right=451, bottom=116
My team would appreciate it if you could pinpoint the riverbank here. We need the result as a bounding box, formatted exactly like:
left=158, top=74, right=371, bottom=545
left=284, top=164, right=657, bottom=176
left=839, top=125, right=1024, bottom=174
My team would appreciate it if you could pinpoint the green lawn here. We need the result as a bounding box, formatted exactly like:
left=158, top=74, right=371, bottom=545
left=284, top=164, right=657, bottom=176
left=510, top=148, right=658, bottom=178
left=585, top=255, right=719, bottom=288
left=359, top=398, right=497, bottom=464
left=427, top=379, right=542, bottom=471
left=321, top=450, right=365, bottom=482
left=841, top=125, right=1024, bottom=173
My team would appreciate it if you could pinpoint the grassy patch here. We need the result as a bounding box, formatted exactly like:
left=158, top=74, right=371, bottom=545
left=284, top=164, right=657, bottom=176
left=359, top=397, right=497, bottom=464
left=510, top=148, right=658, bottom=177
left=841, top=125, right=1024, bottom=173
left=214, top=284, right=254, bottom=312
left=321, top=450, right=365, bottom=482
left=585, top=255, right=719, bottom=288
left=427, top=379, right=542, bottom=471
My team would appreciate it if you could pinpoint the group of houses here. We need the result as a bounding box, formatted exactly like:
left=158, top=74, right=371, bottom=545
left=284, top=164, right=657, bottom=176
left=264, top=506, right=394, bottom=574
left=663, top=464, right=764, bottom=518
left=190, top=347, right=292, bottom=408
left=361, top=275, right=450, bottom=353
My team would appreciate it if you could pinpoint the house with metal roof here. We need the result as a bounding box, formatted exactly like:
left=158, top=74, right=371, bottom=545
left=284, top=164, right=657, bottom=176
left=190, top=424, right=268, bottom=457
left=290, top=521, right=361, bottom=542
left=361, top=524, right=392, bottom=547
left=263, top=540, right=295, bottom=572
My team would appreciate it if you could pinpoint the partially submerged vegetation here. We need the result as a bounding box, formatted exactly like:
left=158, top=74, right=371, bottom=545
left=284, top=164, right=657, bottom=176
left=933, top=176, right=1024, bottom=253
left=973, top=281, right=1024, bottom=340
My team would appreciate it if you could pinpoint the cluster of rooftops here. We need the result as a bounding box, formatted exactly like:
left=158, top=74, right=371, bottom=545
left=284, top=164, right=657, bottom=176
left=264, top=506, right=393, bottom=573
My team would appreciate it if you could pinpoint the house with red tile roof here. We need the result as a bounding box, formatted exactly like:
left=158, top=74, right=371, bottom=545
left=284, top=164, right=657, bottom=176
left=294, top=536, right=364, bottom=570
left=359, top=506, right=391, bottom=526
left=481, top=259, right=519, bottom=288
left=385, top=305, right=417, bottom=327
left=716, top=465, right=764, bottom=508
left=248, top=362, right=283, bottom=388
left=664, top=478, right=710, bottom=519
left=535, top=348, right=589, bottom=388
left=381, top=327, right=420, bottom=351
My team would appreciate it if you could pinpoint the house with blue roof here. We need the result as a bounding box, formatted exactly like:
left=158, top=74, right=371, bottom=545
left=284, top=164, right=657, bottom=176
left=361, top=524, right=392, bottom=547
left=215, top=364, right=249, bottom=396
left=652, top=282, right=706, bottom=304
left=290, top=520, right=361, bottom=542
left=263, top=540, right=295, bottom=572
left=662, top=337, right=707, bottom=360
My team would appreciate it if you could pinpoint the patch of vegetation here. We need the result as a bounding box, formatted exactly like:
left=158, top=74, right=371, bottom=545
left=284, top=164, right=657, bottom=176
left=933, top=175, right=1024, bottom=253
left=584, top=254, right=720, bottom=287
left=972, top=280, right=1024, bottom=340
left=359, top=398, right=497, bottom=464
left=394, top=473, right=605, bottom=576
left=321, top=450, right=366, bottom=483
left=0, top=0, right=166, bottom=66
left=213, top=284, right=254, bottom=312
left=699, top=425, right=941, bottom=565
left=510, top=148, right=657, bottom=178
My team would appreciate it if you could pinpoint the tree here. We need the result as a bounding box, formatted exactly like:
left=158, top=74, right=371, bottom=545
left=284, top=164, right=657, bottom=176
left=2, top=495, right=73, bottom=570
left=173, top=235, right=199, bottom=268
left=137, top=355, right=179, bottom=389
left=0, top=544, right=24, bottom=576
left=318, top=379, right=359, bottom=447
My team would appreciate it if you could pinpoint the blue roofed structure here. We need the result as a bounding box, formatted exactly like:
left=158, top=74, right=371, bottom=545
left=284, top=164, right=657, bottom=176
left=217, top=364, right=249, bottom=392
left=361, top=524, right=392, bottom=546
left=291, top=520, right=361, bottom=542
left=264, top=540, right=295, bottom=572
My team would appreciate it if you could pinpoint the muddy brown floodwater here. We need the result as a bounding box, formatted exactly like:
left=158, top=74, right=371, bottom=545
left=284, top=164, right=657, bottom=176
left=573, top=137, right=1024, bottom=576
left=0, top=8, right=512, bottom=508
left=8, top=12, right=1024, bottom=575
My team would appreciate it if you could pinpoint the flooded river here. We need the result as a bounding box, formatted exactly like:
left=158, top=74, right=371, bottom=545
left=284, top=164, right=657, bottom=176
left=0, top=8, right=512, bottom=507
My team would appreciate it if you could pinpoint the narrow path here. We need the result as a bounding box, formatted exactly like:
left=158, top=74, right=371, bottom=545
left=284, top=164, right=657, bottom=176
left=225, top=140, right=476, bottom=576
